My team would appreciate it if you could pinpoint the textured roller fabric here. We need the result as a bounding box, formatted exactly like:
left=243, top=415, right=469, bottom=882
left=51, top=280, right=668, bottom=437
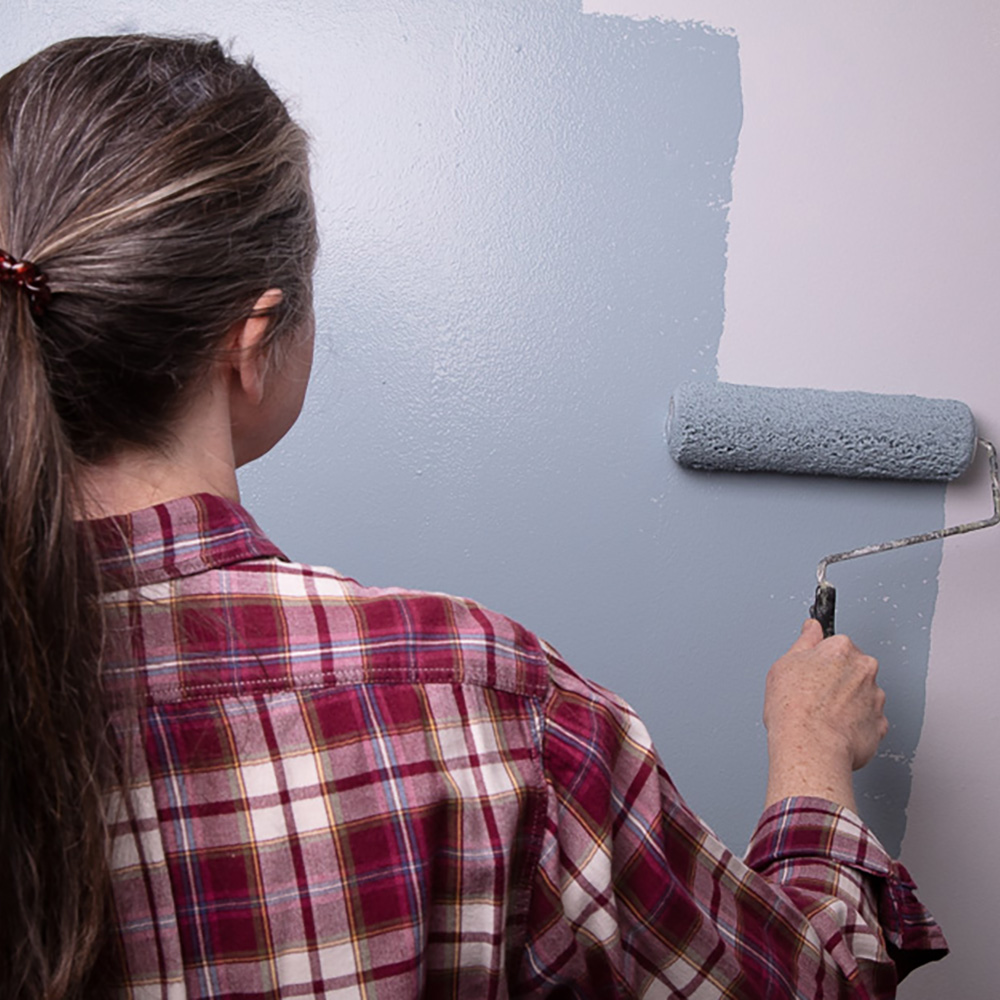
left=667, top=381, right=977, bottom=481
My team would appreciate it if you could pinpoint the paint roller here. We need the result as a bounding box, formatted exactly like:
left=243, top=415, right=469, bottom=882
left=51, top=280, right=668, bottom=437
left=667, top=381, right=1000, bottom=636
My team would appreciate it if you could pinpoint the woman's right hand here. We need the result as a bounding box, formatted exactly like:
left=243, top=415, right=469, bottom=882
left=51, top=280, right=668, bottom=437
left=762, top=619, right=888, bottom=813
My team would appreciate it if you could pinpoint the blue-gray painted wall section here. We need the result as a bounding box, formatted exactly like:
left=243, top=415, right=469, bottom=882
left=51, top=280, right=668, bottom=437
left=3, top=0, right=944, bottom=854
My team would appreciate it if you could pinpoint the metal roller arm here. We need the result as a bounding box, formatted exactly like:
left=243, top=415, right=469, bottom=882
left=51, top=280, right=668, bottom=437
left=811, top=438, right=1000, bottom=637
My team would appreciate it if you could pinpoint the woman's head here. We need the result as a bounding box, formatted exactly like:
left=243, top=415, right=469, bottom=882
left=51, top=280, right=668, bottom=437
left=0, top=35, right=317, bottom=999
left=0, top=33, right=318, bottom=462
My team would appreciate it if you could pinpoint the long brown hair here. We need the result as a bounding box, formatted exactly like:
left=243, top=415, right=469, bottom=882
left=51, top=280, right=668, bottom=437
left=0, top=35, right=317, bottom=997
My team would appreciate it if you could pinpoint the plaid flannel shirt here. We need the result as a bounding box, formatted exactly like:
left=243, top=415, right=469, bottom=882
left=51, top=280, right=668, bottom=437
left=97, top=493, right=946, bottom=998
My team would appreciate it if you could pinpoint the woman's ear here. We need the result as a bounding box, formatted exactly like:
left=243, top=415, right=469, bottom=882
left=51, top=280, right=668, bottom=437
left=226, top=288, right=284, bottom=405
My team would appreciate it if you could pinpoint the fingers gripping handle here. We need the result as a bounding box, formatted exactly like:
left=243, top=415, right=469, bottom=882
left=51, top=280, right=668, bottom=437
left=811, top=582, right=836, bottom=638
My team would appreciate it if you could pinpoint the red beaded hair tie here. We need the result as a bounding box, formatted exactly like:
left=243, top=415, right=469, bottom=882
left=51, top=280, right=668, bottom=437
left=0, top=249, right=51, bottom=317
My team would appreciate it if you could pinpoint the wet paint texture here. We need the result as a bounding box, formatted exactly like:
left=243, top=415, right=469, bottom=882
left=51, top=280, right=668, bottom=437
left=3, top=0, right=943, bottom=853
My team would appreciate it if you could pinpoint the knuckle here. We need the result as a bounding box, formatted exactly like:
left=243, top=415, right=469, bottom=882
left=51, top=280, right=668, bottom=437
left=826, top=634, right=853, bottom=655
left=854, top=653, right=878, bottom=677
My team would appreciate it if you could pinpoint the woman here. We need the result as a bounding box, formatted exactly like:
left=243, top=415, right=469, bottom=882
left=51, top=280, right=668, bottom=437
left=0, top=34, right=945, bottom=999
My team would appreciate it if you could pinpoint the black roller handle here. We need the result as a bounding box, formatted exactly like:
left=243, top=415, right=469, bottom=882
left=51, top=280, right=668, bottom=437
left=810, top=582, right=836, bottom=638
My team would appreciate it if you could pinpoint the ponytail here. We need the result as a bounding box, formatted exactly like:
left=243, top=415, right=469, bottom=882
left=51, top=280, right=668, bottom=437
left=0, top=291, right=113, bottom=996
left=0, top=34, right=317, bottom=996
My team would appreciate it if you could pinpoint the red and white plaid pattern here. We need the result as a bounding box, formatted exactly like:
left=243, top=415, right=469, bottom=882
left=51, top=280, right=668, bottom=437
left=96, top=493, right=946, bottom=998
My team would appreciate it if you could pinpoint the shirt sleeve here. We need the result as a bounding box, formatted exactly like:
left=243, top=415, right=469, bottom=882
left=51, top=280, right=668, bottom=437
left=514, top=652, right=947, bottom=998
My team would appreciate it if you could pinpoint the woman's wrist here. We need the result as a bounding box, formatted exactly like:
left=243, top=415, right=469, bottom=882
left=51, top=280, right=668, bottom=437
left=765, top=725, right=857, bottom=812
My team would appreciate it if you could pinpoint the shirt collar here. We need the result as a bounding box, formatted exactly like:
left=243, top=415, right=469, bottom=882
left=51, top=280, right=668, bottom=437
left=89, top=492, right=288, bottom=590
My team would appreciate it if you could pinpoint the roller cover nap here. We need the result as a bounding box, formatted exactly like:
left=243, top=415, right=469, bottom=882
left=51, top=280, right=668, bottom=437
left=667, top=381, right=977, bottom=481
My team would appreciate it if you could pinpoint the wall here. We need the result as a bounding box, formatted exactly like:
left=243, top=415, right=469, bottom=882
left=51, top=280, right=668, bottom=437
left=4, top=2, right=996, bottom=994
left=588, top=3, right=1000, bottom=996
